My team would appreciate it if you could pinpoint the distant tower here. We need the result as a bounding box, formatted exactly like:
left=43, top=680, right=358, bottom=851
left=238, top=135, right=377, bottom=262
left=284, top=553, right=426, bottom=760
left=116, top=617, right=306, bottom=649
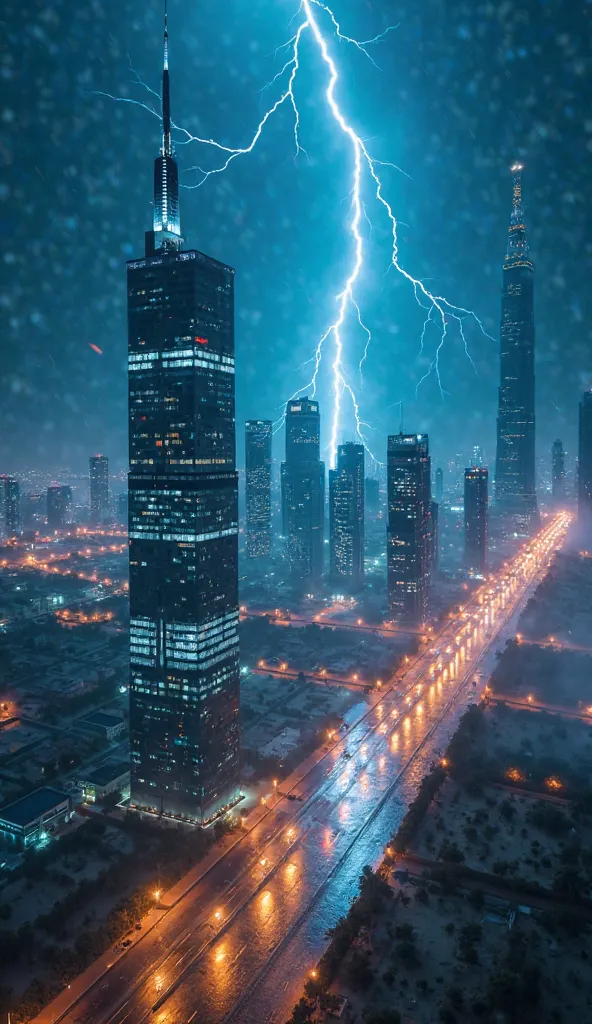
left=464, top=468, right=488, bottom=574
left=245, top=420, right=272, bottom=558
left=365, top=477, right=380, bottom=518
left=281, top=397, right=324, bottom=585
left=578, top=392, right=592, bottom=530
left=472, top=446, right=483, bottom=467
left=551, top=439, right=565, bottom=502
left=429, top=500, right=439, bottom=571
left=435, top=467, right=444, bottom=505
left=89, top=455, right=109, bottom=525
left=495, top=164, right=538, bottom=534
left=47, top=485, right=73, bottom=531
left=0, top=477, right=20, bottom=537
left=387, top=433, right=431, bottom=624
left=329, top=443, right=365, bottom=589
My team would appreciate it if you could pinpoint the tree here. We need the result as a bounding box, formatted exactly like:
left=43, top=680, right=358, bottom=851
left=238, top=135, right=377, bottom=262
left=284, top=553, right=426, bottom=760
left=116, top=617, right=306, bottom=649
left=552, top=865, right=587, bottom=902
left=364, top=1009, right=402, bottom=1024
left=346, top=950, right=374, bottom=991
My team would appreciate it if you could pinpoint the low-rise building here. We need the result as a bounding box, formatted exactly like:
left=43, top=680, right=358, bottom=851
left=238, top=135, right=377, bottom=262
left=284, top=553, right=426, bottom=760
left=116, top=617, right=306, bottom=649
left=0, top=787, right=73, bottom=848
left=78, top=711, right=126, bottom=742
left=80, top=762, right=130, bottom=803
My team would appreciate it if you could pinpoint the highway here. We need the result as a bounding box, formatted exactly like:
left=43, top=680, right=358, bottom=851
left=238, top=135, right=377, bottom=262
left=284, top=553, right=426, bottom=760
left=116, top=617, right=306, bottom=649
left=35, top=512, right=570, bottom=1024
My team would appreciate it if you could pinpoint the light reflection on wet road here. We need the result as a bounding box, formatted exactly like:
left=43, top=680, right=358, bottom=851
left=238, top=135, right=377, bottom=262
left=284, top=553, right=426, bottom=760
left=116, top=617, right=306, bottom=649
left=55, top=514, right=569, bottom=1024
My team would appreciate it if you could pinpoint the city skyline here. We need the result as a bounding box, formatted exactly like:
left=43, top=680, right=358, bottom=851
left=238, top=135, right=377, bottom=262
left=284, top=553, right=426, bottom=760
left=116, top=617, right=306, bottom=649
left=2, top=1, right=590, bottom=472
left=1, top=3, right=590, bottom=1020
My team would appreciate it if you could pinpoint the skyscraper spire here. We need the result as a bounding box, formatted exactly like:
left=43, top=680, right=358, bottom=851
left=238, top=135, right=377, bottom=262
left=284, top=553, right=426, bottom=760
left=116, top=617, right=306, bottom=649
left=162, top=0, right=172, bottom=158
left=505, top=162, right=531, bottom=269
left=146, top=0, right=181, bottom=255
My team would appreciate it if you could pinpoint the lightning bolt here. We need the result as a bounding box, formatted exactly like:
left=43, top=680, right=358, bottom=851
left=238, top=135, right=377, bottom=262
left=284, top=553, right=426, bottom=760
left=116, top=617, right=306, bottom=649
left=103, top=1, right=492, bottom=467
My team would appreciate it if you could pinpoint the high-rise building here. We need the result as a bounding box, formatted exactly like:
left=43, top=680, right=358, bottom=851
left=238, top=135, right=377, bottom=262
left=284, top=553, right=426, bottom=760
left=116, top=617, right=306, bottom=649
left=281, top=397, right=324, bottom=585
left=0, top=477, right=20, bottom=536
left=435, top=467, right=444, bottom=505
left=472, top=446, right=484, bottom=468
left=387, top=433, right=431, bottom=624
left=578, top=392, right=592, bottom=530
left=127, top=10, right=240, bottom=824
left=428, top=500, right=439, bottom=571
left=245, top=420, right=272, bottom=558
left=551, top=439, right=565, bottom=502
left=464, top=467, right=488, bottom=574
left=47, top=485, right=73, bottom=531
left=365, top=477, right=380, bottom=518
left=329, top=443, right=364, bottom=589
left=117, top=491, right=128, bottom=526
left=494, top=164, right=538, bottom=534
left=89, top=455, right=110, bottom=525
left=23, top=492, right=45, bottom=530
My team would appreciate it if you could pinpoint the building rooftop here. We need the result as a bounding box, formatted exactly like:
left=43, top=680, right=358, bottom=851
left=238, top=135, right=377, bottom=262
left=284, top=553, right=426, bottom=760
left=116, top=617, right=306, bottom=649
left=0, top=787, right=70, bottom=827
left=83, top=762, right=130, bottom=787
left=81, top=711, right=123, bottom=729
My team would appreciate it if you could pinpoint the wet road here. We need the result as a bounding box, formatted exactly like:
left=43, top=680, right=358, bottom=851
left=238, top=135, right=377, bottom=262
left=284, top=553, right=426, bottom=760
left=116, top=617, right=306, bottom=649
left=46, top=513, right=570, bottom=1024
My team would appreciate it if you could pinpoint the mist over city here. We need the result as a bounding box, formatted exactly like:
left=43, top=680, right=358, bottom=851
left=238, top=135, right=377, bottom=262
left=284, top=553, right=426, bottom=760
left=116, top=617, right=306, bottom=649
left=1, top=2, right=591, bottom=1023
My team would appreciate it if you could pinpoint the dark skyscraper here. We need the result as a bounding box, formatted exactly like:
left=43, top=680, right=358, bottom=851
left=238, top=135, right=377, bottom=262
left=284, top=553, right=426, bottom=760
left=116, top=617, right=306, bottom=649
left=245, top=420, right=272, bottom=558
left=117, top=491, right=128, bottom=526
left=0, top=477, right=20, bottom=537
left=47, top=485, right=73, bottom=531
left=495, top=164, right=538, bottom=534
left=551, top=439, right=565, bottom=502
left=435, top=467, right=444, bottom=505
left=578, top=392, right=592, bottom=530
left=127, top=10, right=240, bottom=824
left=89, top=455, right=109, bottom=525
left=365, top=477, right=380, bottom=518
left=329, top=443, right=364, bottom=589
left=0, top=477, right=19, bottom=540
left=281, top=397, right=324, bottom=585
left=387, top=433, right=431, bottom=625
left=428, top=500, right=439, bottom=571
left=464, top=468, right=488, bottom=574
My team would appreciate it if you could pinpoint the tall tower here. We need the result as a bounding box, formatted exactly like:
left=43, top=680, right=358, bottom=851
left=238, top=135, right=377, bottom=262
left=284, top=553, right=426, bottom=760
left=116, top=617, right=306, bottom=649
left=551, top=439, right=565, bottom=502
left=127, top=6, right=240, bottom=824
left=89, top=455, right=109, bottom=525
left=245, top=420, right=272, bottom=558
left=47, top=485, right=73, bottom=531
left=387, top=433, right=431, bottom=625
left=281, top=397, right=324, bottom=585
left=494, top=164, right=538, bottom=535
left=578, top=392, right=592, bottom=533
left=464, top=467, right=488, bottom=575
left=0, top=477, right=20, bottom=537
left=329, top=443, right=365, bottom=590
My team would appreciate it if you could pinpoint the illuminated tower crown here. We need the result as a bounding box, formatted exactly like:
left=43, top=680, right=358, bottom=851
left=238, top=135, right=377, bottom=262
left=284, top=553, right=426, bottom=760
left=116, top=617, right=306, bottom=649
left=504, top=163, right=532, bottom=271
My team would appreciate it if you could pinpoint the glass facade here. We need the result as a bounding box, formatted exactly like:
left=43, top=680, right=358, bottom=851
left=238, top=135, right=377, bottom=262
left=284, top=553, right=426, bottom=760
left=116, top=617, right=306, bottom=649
left=464, top=468, right=488, bottom=575
left=495, top=165, right=538, bottom=535
left=329, top=443, right=364, bottom=589
left=0, top=477, right=20, bottom=537
left=47, top=485, right=73, bottom=530
left=127, top=248, right=240, bottom=824
left=387, top=433, right=431, bottom=625
left=89, top=455, right=109, bottom=525
left=281, top=397, right=324, bottom=585
left=245, top=420, right=272, bottom=558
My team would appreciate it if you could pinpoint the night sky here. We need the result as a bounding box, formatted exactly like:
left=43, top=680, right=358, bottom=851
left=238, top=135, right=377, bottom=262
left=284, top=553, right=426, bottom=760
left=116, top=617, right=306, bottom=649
left=1, top=0, right=591, bottom=474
